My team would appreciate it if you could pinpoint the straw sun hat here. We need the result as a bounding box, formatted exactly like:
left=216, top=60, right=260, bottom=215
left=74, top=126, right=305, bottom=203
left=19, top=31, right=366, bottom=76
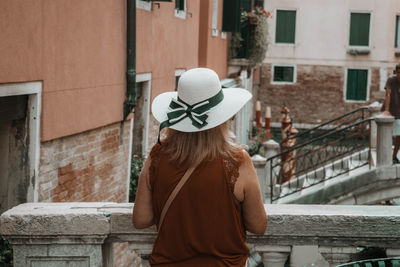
left=152, top=68, right=252, bottom=141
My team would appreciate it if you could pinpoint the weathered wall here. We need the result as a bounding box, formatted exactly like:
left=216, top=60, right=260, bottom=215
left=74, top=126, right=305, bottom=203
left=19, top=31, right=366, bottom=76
left=0, top=0, right=126, bottom=141
left=258, top=64, right=382, bottom=124
left=38, top=121, right=130, bottom=202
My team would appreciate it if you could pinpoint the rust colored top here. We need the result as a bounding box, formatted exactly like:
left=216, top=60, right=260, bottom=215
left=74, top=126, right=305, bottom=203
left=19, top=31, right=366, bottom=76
left=148, top=144, right=249, bottom=267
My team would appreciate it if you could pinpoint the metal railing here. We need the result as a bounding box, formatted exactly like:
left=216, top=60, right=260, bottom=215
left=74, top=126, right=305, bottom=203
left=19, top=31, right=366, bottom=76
left=269, top=118, right=372, bottom=202
left=288, top=106, right=368, bottom=145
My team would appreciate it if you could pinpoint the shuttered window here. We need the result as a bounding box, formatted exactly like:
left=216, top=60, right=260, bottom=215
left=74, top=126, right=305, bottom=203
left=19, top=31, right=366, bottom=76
left=395, top=16, right=400, bottom=48
left=349, top=13, right=371, bottom=46
left=346, top=69, right=368, bottom=101
left=273, top=66, right=295, bottom=83
left=276, top=10, right=296, bottom=44
left=222, top=0, right=251, bottom=32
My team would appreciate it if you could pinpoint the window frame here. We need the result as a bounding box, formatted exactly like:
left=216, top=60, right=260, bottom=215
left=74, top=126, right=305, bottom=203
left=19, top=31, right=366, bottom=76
left=274, top=8, right=298, bottom=46
left=271, top=64, right=297, bottom=85
left=343, top=67, right=370, bottom=103
left=175, top=0, right=187, bottom=20
left=348, top=10, right=373, bottom=50
left=175, top=69, right=186, bottom=91
left=136, top=0, right=152, bottom=11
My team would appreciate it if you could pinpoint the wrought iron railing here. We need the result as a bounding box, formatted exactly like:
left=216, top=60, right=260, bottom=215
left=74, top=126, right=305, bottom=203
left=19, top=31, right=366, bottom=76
left=269, top=118, right=372, bottom=202
left=288, top=106, right=369, bottom=145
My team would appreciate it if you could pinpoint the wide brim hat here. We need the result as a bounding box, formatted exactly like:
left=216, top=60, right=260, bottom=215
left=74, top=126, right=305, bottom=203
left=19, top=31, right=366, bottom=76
left=152, top=68, right=252, bottom=133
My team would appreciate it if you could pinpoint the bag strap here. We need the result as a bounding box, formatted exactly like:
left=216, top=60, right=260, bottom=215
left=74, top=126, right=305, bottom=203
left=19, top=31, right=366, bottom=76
left=158, top=164, right=198, bottom=231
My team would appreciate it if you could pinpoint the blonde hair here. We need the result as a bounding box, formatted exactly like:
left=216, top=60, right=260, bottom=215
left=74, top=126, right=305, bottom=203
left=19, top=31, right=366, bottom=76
left=163, top=121, right=242, bottom=167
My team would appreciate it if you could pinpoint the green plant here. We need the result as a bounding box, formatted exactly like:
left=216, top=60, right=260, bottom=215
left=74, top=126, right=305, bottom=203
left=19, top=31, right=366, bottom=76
left=248, top=125, right=268, bottom=156
left=0, top=236, right=13, bottom=266
left=129, top=155, right=145, bottom=202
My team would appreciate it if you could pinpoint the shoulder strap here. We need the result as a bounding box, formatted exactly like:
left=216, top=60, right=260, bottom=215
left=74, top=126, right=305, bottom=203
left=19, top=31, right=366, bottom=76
left=158, top=164, right=198, bottom=231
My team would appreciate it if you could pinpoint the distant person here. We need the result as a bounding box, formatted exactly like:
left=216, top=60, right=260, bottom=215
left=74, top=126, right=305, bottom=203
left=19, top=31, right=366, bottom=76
left=132, top=68, right=267, bottom=266
left=383, top=64, right=400, bottom=164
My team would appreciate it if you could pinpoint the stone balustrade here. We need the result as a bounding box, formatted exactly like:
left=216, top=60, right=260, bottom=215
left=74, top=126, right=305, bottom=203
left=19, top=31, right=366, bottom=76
left=1, top=203, right=400, bottom=267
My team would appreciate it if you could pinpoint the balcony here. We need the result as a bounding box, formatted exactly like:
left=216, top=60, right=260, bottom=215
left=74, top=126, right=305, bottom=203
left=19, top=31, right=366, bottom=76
left=1, top=202, right=400, bottom=267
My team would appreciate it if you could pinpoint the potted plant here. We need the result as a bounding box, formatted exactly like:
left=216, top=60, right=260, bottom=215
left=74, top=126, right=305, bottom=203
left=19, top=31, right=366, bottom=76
left=230, top=6, right=271, bottom=67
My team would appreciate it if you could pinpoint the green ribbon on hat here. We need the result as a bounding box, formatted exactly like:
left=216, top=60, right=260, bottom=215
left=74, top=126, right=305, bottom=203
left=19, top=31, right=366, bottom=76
left=158, top=89, right=224, bottom=144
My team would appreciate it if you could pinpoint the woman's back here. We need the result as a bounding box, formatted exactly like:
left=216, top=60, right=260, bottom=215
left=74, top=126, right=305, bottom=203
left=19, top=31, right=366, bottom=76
left=149, top=144, right=249, bottom=266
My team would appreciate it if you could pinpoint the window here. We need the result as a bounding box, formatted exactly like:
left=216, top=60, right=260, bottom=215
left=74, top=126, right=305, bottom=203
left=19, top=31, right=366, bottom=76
left=272, top=65, right=296, bottom=83
left=275, top=10, right=296, bottom=44
left=222, top=0, right=251, bottom=32
left=349, top=13, right=371, bottom=47
left=346, top=69, right=368, bottom=101
left=395, top=15, right=400, bottom=48
left=175, top=0, right=186, bottom=19
left=211, top=0, right=219, bottom=36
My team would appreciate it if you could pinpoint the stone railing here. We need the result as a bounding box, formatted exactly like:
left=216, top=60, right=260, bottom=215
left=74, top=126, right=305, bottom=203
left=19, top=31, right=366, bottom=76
left=1, top=203, right=400, bottom=267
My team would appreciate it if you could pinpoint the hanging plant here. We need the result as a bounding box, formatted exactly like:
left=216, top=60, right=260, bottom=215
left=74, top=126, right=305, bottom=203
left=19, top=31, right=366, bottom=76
left=230, top=6, right=271, bottom=67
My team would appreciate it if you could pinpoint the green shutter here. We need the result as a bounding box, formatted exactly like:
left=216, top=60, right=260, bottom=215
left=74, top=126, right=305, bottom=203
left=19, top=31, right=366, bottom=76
left=347, top=69, right=368, bottom=101
left=274, top=66, right=294, bottom=82
left=276, top=10, right=296, bottom=44
left=222, top=0, right=240, bottom=32
left=349, top=13, right=370, bottom=46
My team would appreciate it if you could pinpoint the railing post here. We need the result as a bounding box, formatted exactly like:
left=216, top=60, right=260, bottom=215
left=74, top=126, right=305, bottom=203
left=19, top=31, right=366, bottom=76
left=368, top=102, right=382, bottom=149
left=375, top=114, right=394, bottom=167
left=319, top=246, right=357, bottom=267
left=251, top=154, right=267, bottom=202
left=263, top=140, right=280, bottom=202
left=254, top=245, right=291, bottom=267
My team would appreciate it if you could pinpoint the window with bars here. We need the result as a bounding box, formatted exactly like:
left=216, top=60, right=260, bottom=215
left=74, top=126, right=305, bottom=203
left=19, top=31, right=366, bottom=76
left=273, top=66, right=295, bottom=83
left=346, top=69, right=368, bottom=101
left=275, top=10, right=296, bottom=44
left=349, top=13, right=371, bottom=47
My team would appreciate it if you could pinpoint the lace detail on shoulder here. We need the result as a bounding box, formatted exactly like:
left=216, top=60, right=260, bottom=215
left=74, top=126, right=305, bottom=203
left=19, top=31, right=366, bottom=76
left=149, top=144, right=163, bottom=185
left=222, top=150, right=246, bottom=191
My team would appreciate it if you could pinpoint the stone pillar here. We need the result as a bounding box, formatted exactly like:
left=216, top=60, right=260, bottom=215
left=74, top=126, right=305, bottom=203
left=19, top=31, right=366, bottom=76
left=254, top=245, right=291, bottom=267
left=263, top=140, right=280, bottom=202
left=375, top=115, right=394, bottom=167
left=252, top=154, right=267, bottom=202
left=368, top=102, right=383, bottom=149
left=0, top=203, right=110, bottom=267
left=319, top=246, right=357, bottom=267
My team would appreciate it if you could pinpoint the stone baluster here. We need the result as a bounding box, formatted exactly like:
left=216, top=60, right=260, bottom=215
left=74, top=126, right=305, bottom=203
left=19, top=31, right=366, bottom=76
left=367, top=102, right=383, bottom=150
left=251, top=154, right=267, bottom=202
left=263, top=139, right=280, bottom=203
left=254, top=245, right=291, bottom=267
left=386, top=248, right=400, bottom=258
left=375, top=115, right=394, bottom=167
left=319, top=246, right=357, bottom=267
left=129, top=243, right=153, bottom=267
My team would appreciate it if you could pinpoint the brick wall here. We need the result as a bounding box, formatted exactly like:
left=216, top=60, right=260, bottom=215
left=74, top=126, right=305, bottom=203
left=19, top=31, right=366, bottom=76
left=257, top=64, right=383, bottom=124
left=38, top=121, right=131, bottom=203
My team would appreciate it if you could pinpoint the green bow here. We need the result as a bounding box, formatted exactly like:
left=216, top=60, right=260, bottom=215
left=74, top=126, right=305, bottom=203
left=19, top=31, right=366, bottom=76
left=158, top=90, right=224, bottom=144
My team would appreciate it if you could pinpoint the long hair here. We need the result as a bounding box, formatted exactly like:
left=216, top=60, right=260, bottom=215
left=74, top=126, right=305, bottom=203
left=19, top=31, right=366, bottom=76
left=163, top=121, right=242, bottom=167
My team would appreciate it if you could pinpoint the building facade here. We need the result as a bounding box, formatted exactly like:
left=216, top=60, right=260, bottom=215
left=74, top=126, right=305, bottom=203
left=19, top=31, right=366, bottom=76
left=258, top=0, right=400, bottom=125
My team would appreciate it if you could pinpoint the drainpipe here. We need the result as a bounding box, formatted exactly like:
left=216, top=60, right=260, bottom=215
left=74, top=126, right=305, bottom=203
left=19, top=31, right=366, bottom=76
left=124, top=0, right=136, bottom=119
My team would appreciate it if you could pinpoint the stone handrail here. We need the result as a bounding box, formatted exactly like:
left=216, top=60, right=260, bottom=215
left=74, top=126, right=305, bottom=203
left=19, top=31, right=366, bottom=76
left=1, top=203, right=400, bottom=267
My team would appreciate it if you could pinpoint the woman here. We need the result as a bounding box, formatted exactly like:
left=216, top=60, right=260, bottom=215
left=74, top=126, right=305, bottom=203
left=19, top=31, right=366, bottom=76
left=132, top=68, right=267, bottom=266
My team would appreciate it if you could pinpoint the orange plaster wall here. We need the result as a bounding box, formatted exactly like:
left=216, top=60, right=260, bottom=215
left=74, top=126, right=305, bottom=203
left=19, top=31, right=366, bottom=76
left=136, top=1, right=201, bottom=103
left=198, top=0, right=229, bottom=79
left=0, top=0, right=126, bottom=141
